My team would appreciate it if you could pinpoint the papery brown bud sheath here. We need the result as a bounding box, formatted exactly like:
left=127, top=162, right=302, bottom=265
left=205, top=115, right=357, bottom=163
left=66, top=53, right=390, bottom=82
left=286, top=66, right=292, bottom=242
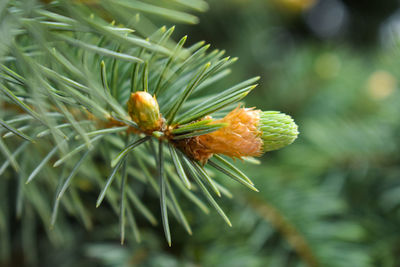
left=176, top=107, right=298, bottom=164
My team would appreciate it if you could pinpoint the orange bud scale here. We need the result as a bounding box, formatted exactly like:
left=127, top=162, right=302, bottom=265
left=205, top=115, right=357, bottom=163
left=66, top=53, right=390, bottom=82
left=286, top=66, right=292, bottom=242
left=174, top=107, right=264, bottom=163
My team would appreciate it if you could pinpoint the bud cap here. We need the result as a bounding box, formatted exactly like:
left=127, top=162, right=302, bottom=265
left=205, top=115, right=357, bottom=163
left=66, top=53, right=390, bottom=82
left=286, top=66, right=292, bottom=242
left=259, top=111, right=299, bottom=152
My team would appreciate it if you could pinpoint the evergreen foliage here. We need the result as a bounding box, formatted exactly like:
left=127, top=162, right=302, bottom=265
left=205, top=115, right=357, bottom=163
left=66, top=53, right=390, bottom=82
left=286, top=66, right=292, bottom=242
left=1, top=0, right=400, bottom=267
left=0, top=0, right=290, bottom=265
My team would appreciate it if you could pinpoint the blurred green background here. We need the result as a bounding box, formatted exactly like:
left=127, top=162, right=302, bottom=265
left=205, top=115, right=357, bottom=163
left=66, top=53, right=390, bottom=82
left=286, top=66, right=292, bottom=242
left=3, top=0, right=400, bottom=266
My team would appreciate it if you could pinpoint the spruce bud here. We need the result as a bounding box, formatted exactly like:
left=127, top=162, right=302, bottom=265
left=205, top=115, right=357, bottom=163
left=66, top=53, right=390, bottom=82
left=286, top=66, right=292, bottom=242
left=176, top=107, right=298, bottom=163
left=127, top=91, right=163, bottom=132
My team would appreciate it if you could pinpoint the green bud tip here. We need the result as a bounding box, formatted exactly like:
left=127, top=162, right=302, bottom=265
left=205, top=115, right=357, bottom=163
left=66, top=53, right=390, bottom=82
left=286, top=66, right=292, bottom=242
left=259, top=111, right=299, bottom=152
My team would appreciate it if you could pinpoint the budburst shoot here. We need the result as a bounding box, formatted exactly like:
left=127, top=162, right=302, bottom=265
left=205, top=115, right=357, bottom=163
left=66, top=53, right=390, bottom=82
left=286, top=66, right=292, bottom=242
left=174, top=107, right=299, bottom=163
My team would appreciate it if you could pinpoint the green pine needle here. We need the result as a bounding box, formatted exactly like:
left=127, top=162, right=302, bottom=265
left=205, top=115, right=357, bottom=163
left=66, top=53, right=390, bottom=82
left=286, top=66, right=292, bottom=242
left=192, top=161, right=221, bottom=197
left=111, top=136, right=150, bottom=168
left=96, top=157, right=126, bottom=208
left=57, top=150, right=90, bottom=200
left=26, top=146, right=58, bottom=184
left=166, top=62, right=211, bottom=124
left=158, top=140, right=172, bottom=246
left=171, top=125, right=226, bottom=140
left=168, top=144, right=191, bottom=189
left=175, top=78, right=259, bottom=124
left=56, top=34, right=144, bottom=63
left=213, top=154, right=255, bottom=185
left=208, top=159, right=259, bottom=192
left=182, top=156, right=232, bottom=227
left=0, top=119, right=34, bottom=142
left=119, top=160, right=128, bottom=245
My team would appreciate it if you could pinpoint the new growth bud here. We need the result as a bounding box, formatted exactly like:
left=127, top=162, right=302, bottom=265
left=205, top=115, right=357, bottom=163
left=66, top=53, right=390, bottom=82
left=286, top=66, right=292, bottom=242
left=127, top=91, right=163, bottom=132
left=259, top=111, right=299, bottom=152
left=175, top=107, right=298, bottom=163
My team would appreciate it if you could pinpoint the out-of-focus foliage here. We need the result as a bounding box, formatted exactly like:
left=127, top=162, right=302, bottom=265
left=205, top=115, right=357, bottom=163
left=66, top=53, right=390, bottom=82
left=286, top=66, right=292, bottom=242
left=2, top=0, right=400, bottom=266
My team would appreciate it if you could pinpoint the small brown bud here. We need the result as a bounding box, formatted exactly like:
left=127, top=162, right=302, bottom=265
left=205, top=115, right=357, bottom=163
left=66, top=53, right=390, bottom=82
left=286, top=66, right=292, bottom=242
left=127, top=91, right=163, bottom=132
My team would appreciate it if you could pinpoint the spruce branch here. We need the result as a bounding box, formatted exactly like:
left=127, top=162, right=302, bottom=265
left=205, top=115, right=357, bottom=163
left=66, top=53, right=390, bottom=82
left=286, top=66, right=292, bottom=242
left=0, top=0, right=298, bottom=251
